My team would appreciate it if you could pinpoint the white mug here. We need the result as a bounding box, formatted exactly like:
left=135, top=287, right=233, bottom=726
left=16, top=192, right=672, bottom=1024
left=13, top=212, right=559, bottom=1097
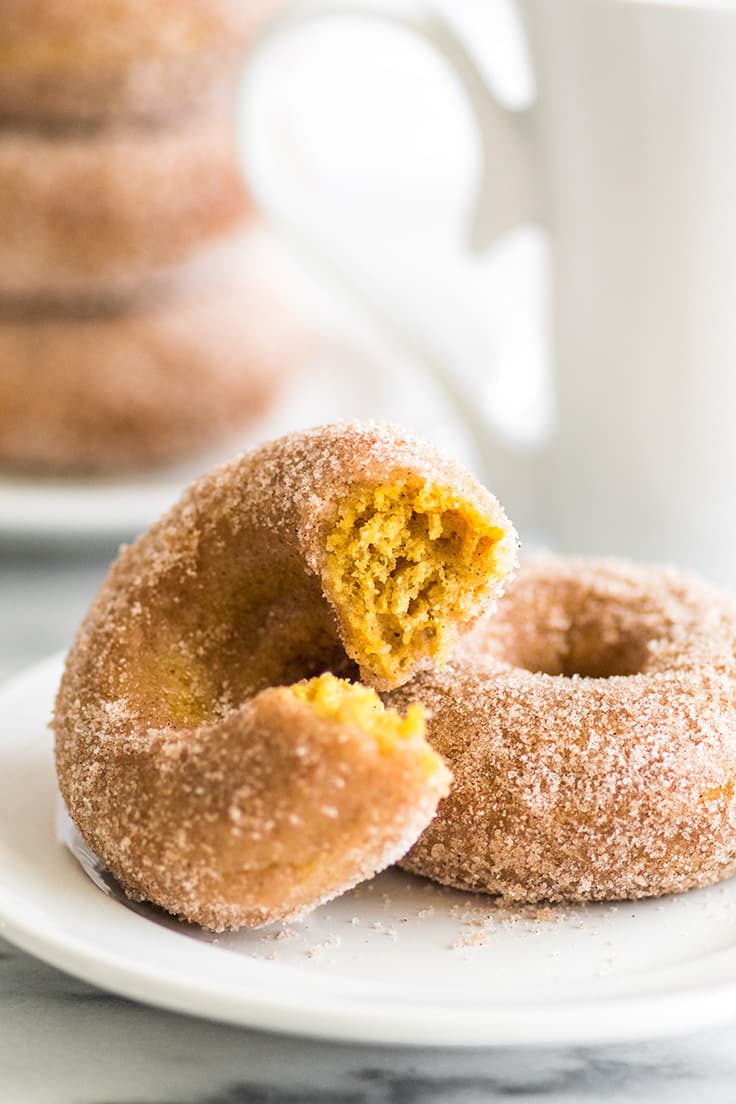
left=242, top=0, right=736, bottom=584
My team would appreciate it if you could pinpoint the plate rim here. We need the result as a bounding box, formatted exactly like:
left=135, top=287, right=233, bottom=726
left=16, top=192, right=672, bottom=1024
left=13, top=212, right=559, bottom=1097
left=3, top=654, right=736, bottom=1048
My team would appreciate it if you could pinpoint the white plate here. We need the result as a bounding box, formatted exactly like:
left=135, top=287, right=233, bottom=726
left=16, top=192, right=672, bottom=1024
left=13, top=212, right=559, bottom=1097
left=5, top=656, right=736, bottom=1047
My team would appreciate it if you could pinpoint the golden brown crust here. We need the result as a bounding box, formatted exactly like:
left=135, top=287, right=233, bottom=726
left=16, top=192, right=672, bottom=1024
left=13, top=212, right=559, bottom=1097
left=390, top=555, right=736, bottom=904
left=0, top=115, right=251, bottom=301
left=0, top=257, right=305, bottom=473
left=0, top=0, right=277, bottom=123
left=54, top=424, right=510, bottom=928
left=67, top=686, right=449, bottom=931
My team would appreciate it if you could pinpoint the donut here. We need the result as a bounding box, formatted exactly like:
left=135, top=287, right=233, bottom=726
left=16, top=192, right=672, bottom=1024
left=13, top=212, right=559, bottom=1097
left=0, top=248, right=306, bottom=473
left=54, top=424, right=517, bottom=928
left=389, top=555, right=736, bottom=904
left=0, top=115, right=251, bottom=302
left=0, top=0, right=276, bottom=123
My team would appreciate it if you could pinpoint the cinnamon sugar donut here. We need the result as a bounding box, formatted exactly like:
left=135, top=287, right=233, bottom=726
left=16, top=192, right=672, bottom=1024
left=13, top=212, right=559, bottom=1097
left=0, top=261, right=303, bottom=474
left=390, top=555, right=736, bottom=904
left=0, top=0, right=276, bottom=123
left=0, top=115, right=251, bottom=301
left=54, top=424, right=518, bottom=929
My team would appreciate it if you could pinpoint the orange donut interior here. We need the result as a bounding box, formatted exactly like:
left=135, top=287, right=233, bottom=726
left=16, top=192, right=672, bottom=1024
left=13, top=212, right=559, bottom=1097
left=291, top=672, right=438, bottom=770
left=323, top=480, right=513, bottom=686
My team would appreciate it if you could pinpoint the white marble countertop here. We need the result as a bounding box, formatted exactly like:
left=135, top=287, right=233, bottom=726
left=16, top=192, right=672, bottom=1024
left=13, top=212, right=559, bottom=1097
left=2, top=547, right=736, bottom=1103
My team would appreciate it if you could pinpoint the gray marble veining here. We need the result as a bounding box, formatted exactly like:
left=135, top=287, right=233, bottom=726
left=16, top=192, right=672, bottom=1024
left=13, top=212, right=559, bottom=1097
left=3, top=550, right=736, bottom=1104
left=2, top=924, right=736, bottom=1104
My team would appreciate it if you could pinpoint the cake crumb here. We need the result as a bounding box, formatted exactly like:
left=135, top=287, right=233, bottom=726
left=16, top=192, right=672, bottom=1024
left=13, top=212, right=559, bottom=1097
left=306, top=934, right=341, bottom=958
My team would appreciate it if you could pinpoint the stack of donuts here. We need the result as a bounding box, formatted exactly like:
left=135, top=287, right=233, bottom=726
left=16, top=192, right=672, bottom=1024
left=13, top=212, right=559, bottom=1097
left=0, top=0, right=303, bottom=473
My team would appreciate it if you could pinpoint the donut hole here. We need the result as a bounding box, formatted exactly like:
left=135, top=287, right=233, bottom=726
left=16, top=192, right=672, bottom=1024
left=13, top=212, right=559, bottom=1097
left=323, top=481, right=511, bottom=686
left=493, top=584, right=655, bottom=679
left=525, top=625, right=650, bottom=678
left=559, top=616, right=651, bottom=678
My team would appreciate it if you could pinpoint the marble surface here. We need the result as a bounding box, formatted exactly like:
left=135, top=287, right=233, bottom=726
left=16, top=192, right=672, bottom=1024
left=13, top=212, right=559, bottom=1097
left=2, top=548, right=736, bottom=1102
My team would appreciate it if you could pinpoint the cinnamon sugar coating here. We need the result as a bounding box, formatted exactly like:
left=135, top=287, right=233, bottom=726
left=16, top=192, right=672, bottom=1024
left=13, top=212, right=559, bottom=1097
left=390, top=555, right=736, bottom=904
left=0, top=114, right=251, bottom=302
left=0, top=256, right=306, bottom=474
left=0, top=0, right=277, bottom=123
left=54, top=424, right=516, bottom=929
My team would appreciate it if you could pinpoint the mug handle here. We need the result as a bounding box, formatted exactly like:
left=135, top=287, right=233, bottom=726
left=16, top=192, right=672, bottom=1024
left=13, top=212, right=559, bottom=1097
left=240, top=0, right=542, bottom=507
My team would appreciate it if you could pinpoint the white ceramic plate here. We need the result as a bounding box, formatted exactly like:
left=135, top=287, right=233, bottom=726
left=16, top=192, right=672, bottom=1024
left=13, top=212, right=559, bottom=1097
left=5, top=657, right=736, bottom=1047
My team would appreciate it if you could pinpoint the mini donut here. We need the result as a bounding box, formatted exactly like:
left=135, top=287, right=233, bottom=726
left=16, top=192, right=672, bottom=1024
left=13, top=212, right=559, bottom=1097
left=0, top=252, right=306, bottom=474
left=0, top=0, right=276, bottom=123
left=54, top=424, right=518, bottom=929
left=0, top=115, right=251, bottom=302
left=390, top=555, right=736, bottom=904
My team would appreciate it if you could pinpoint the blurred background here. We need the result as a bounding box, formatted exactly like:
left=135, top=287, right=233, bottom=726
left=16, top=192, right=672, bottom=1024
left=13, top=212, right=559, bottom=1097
left=0, top=0, right=546, bottom=681
left=2, top=0, right=735, bottom=681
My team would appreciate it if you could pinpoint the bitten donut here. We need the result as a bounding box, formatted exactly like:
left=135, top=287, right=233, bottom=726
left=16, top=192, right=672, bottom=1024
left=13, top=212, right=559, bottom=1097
left=0, top=257, right=304, bottom=473
left=54, top=424, right=518, bottom=929
left=0, top=0, right=277, bottom=123
left=390, top=555, right=736, bottom=904
left=0, top=115, right=250, bottom=301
